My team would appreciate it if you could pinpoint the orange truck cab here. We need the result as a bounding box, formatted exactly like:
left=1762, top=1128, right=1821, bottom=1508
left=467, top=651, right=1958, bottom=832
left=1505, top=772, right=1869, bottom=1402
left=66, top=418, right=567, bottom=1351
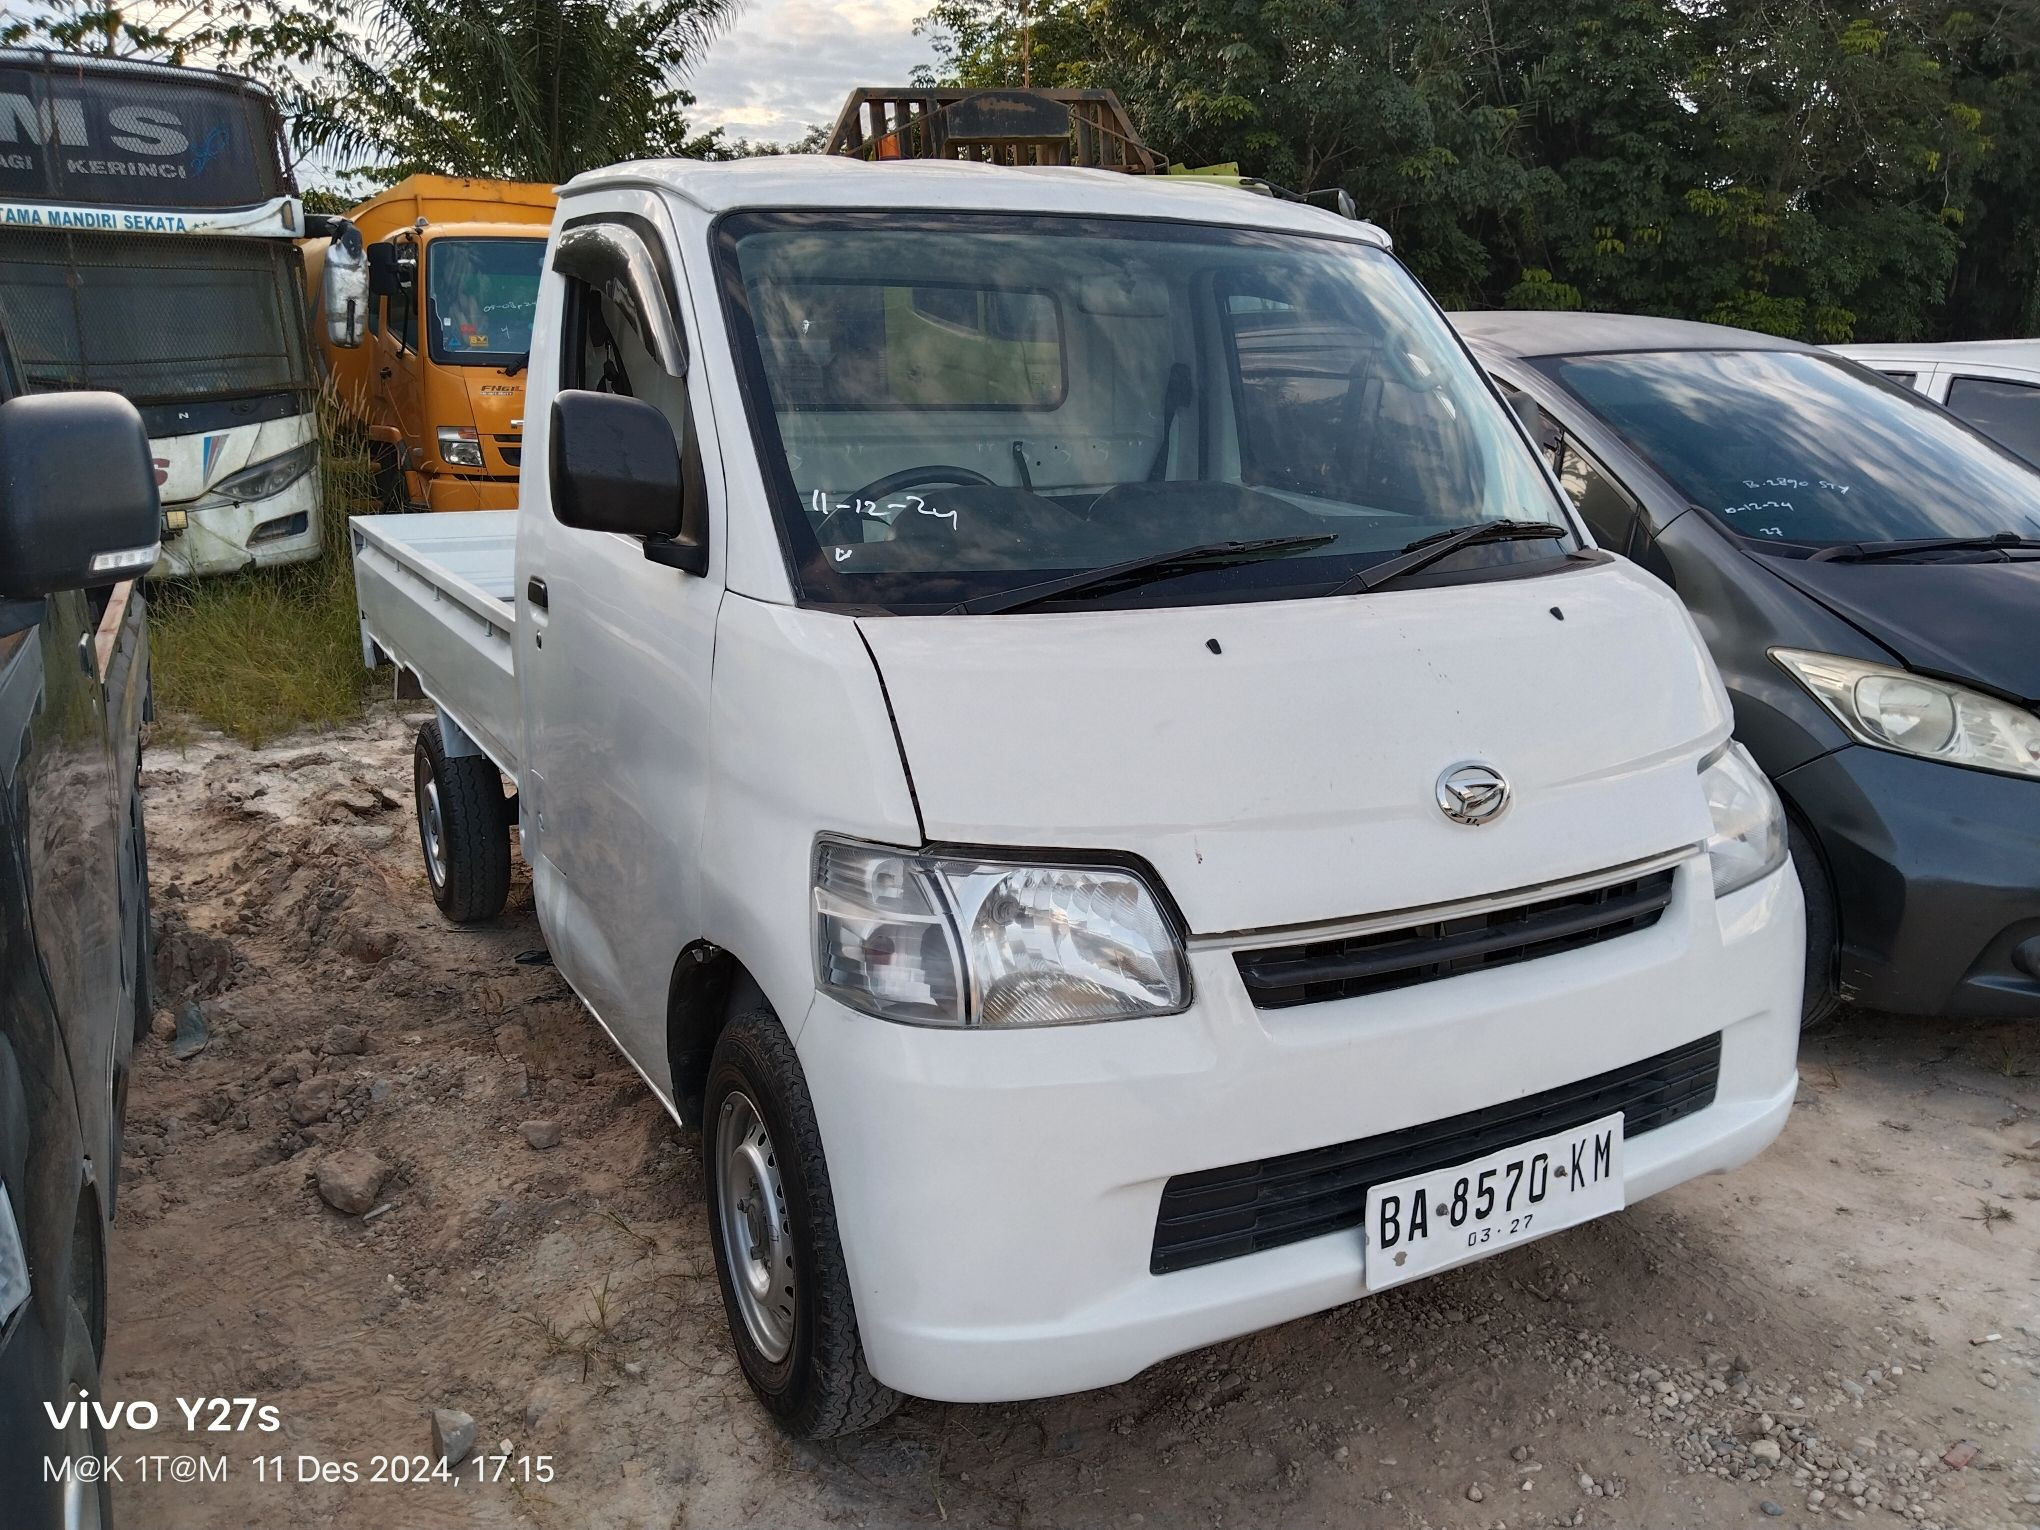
left=307, top=176, right=553, bottom=511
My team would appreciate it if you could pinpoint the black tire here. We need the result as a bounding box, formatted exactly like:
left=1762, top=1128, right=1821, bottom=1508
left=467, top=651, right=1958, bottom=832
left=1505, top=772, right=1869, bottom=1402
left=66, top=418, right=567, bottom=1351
left=372, top=443, right=410, bottom=514
left=702, top=1010, right=901, bottom=1438
left=414, top=720, right=511, bottom=923
left=50, top=1300, right=114, bottom=1530
left=1790, top=816, right=1842, bottom=1029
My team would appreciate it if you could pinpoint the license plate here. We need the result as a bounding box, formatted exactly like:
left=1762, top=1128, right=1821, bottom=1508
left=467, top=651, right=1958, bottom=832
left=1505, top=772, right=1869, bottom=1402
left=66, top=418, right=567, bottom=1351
left=1363, top=1112, right=1625, bottom=1292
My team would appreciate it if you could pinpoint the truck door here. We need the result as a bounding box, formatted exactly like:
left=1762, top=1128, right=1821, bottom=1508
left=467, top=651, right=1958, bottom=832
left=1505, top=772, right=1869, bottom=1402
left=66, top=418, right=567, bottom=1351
left=514, top=199, right=726, bottom=1094
left=370, top=237, right=428, bottom=502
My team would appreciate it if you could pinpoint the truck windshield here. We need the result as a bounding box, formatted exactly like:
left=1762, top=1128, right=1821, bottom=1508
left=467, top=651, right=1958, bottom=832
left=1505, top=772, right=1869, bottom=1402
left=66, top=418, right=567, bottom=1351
left=1545, top=349, right=2040, bottom=547
left=428, top=238, right=544, bottom=365
left=716, top=213, right=1572, bottom=612
left=0, top=230, right=311, bottom=404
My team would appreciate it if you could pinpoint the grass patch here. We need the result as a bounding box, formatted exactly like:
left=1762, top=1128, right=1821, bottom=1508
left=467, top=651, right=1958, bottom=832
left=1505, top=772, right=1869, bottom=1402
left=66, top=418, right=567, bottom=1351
left=148, top=406, right=378, bottom=747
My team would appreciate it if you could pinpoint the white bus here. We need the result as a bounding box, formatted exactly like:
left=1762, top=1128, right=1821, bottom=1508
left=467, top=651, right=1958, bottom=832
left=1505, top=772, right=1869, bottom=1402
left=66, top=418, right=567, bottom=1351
left=0, top=49, right=326, bottom=578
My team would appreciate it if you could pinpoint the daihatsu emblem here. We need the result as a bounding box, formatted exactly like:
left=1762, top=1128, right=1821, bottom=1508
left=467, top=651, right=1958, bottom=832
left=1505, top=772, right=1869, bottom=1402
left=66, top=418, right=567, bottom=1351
left=1436, top=763, right=1511, bottom=826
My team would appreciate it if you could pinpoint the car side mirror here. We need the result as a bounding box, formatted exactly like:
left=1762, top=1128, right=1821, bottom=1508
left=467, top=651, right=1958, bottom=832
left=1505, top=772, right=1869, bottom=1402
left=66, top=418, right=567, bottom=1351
left=0, top=393, right=161, bottom=599
left=1503, top=389, right=1558, bottom=453
left=367, top=242, right=403, bottom=298
left=549, top=390, right=708, bottom=575
left=320, top=219, right=369, bottom=349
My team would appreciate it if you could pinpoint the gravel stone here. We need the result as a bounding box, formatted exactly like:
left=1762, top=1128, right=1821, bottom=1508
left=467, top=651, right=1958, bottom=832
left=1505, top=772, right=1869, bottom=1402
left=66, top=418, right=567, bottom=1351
left=314, top=1149, right=388, bottom=1215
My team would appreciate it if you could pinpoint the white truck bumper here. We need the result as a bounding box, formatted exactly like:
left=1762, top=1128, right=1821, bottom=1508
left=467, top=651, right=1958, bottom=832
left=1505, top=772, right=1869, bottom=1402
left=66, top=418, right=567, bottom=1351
left=794, top=855, right=1802, bottom=1403
left=154, top=472, right=322, bottom=578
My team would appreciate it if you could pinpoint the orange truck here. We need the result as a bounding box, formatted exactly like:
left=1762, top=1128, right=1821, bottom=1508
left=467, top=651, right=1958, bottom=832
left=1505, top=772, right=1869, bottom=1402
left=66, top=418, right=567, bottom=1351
left=305, top=176, right=553, bottom=510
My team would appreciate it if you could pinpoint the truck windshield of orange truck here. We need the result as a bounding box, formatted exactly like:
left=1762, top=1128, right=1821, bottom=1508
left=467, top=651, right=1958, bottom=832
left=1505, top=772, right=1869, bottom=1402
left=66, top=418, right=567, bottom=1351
left=427, top=237, right=544, bottom=367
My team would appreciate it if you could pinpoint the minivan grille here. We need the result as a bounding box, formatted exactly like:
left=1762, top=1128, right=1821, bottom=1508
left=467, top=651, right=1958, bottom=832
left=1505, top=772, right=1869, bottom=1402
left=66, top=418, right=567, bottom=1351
left=1234, top=868, right=1676, bottom=1010
left=1149, top=1032, right=1720, bottom=1274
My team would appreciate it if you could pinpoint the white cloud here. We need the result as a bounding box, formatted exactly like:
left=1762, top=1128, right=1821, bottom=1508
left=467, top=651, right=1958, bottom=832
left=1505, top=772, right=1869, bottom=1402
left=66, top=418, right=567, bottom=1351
left=685, top=0, right=939, bottom=146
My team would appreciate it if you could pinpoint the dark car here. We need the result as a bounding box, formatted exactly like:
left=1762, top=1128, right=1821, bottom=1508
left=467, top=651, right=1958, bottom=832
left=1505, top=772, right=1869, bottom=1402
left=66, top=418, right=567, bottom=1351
left=1456, top=312, right=2040, bottom=1023
left=0, top=323, right=161, bottom=1529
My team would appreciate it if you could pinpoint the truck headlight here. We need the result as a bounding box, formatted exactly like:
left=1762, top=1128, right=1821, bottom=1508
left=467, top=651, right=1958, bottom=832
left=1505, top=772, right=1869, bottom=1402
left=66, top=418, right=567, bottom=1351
left=436, top=426, right=484, bottom=469
left=211, top=441, right=317, bottom=502
left=813, top=837, right=1189, bottom=1027
left=1700, top=742, right=1787, bottom=897
left=1773, top=648, right=2040, bottom=780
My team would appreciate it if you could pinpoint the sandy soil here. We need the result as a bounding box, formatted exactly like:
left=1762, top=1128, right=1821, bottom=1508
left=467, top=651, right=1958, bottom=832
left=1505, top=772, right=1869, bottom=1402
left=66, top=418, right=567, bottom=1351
left=104, top=704, right=2039, bottom=1530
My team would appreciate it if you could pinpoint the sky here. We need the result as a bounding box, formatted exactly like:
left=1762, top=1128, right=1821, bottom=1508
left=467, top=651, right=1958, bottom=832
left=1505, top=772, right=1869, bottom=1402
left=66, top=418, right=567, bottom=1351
left=685, top=0, right=939, bottom=146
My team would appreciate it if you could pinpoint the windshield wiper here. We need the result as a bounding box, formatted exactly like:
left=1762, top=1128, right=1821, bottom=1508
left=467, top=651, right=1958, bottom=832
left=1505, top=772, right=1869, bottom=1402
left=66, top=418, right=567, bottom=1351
left=948, top=535, right=1336, bottom=616
left=1324, top=520, right=1569, bottom=596
left=500, top=352, right=528, bottom=377
left=1809, top=532, right=2040, bottom=563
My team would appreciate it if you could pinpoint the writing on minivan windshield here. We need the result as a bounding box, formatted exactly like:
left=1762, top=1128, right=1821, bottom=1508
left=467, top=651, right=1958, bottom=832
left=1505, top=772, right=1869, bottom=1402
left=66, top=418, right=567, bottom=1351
left=1548, top=349, right=2040, bottom=547
left=719, top=214, right=1572, bottom=611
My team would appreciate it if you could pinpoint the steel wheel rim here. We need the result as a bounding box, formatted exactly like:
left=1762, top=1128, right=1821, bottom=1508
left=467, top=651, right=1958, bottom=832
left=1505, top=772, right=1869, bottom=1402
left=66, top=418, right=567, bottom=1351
left=419, top=776, right=447, bottom=887
left=716, top=1090, right=795, bottom=1362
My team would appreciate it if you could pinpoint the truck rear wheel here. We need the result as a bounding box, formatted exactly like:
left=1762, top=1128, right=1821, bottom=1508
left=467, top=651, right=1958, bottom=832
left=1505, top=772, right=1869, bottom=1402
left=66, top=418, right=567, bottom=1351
left=702, top=1010, right=901, bottom=1438
left=413, top=720, right=510, bottom=923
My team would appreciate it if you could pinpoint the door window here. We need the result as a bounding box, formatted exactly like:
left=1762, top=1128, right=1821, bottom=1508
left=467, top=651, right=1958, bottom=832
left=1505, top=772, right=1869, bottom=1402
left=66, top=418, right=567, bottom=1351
left=1551, top=435, right=1642, bottom=555
left=1945, top=375, right=2040, bottom=466
left=561, top=270, right=689, bottom=434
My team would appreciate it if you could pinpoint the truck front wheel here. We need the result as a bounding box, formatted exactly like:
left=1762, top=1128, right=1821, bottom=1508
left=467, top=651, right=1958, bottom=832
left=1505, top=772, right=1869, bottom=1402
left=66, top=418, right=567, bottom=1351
left=413, top=720, right=511, bottom=923
left=703, top=1010, right=901, bottom=1438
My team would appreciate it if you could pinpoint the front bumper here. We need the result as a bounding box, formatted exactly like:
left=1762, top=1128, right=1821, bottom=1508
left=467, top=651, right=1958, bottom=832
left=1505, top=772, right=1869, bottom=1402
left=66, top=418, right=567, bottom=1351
left=794, top=856, right=1802, bottom=1403
left=422, top=472, right=518, bottom=512
left=153, top=474, right=321, bottom=579
left=1778, top=744, right=2040, bottom=1018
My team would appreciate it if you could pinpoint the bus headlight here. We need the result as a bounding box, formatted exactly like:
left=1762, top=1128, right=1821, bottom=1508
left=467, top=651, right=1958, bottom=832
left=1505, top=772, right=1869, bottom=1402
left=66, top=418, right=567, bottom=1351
left=211, top=441, right=317, bottom=502
left=813, top=837, right=1189, bottom=1027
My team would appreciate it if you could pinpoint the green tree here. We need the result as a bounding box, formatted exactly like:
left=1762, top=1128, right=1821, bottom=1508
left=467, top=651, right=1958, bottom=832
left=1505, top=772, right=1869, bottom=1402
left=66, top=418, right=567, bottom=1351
left=5, top=0, right=743, bottom=185
left=918, top=0, right=2029, bottom=338
left=286, top=0, right=742, bottom=182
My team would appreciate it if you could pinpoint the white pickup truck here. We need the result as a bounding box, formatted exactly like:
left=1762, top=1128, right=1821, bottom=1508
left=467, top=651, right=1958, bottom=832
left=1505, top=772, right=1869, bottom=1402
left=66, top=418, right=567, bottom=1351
left=351, top=154, right=1804, bottom=1437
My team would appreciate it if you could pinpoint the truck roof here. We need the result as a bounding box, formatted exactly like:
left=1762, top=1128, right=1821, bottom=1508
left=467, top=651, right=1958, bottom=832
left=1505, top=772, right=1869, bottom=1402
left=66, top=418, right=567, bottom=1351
left=1834, top=338, right=2040, bottom=369
left=558, top=155, right=1390, bottom=246
left=347, top=175, right=555, bottom=240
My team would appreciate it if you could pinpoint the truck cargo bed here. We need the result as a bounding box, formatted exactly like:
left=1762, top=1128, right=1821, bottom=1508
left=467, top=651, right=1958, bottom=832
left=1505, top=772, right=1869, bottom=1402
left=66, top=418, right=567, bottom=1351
left=350, top=511, right=521, bottom=778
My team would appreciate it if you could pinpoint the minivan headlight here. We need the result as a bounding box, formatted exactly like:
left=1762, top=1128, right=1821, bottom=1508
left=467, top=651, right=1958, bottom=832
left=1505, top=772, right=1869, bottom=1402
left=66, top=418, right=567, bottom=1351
left=211, top=441, right=317, bottom=502
left=1700, top=742, right=1787, bottom=897
left=813, top=837, right=1189, bottom=1027
left=1773, top=648, right=2040, bottom=780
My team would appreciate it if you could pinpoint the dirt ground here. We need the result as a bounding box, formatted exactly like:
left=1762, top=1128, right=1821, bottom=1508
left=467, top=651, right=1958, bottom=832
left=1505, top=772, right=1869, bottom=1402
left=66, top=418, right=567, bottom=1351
left=105, top=704, right=2039, bottom=1530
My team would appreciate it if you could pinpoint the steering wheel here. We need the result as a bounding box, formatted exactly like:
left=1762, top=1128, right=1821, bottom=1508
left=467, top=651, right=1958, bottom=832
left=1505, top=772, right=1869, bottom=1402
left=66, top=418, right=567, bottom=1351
left=816, top=465, right=999, bottom=545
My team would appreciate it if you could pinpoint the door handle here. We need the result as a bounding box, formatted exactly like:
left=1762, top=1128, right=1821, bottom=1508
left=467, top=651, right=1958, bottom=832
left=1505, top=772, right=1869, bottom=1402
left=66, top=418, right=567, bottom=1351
left=526, top=577, right=549, bottom=610
left=379, top=367, right=392, bottom=379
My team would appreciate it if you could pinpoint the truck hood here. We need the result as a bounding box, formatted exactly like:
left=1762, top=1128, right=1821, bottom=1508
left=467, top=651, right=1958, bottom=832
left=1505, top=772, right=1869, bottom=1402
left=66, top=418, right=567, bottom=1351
left=1761, top=554, right=2040, bottom=705
left=856, top=561, right=1729, bottom=935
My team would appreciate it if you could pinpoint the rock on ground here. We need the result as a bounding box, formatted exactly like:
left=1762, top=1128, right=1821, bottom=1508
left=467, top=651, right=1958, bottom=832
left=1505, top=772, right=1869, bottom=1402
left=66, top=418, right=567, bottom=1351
left=313, top=1148, right=387, bottom=1216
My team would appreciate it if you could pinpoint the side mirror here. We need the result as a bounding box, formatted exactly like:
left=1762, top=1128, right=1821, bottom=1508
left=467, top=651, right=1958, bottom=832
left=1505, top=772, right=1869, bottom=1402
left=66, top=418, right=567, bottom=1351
left=320, top=219, right=369, bottom=349
left=367, top=242, right=403, bottom=299
left=0, top=393, right=161, bottom=599
left=1504, top=389, right=1556, bottom=451
left=549, top=390, right=707, bottom=575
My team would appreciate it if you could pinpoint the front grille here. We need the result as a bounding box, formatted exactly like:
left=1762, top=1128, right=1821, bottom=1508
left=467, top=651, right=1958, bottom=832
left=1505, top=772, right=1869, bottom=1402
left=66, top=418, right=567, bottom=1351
left=495, top=440, right=523, bottom=467
left=1234, top=868, right=1676, bottom=1010
left=1149, top=1032, right=1721, bottom=1274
